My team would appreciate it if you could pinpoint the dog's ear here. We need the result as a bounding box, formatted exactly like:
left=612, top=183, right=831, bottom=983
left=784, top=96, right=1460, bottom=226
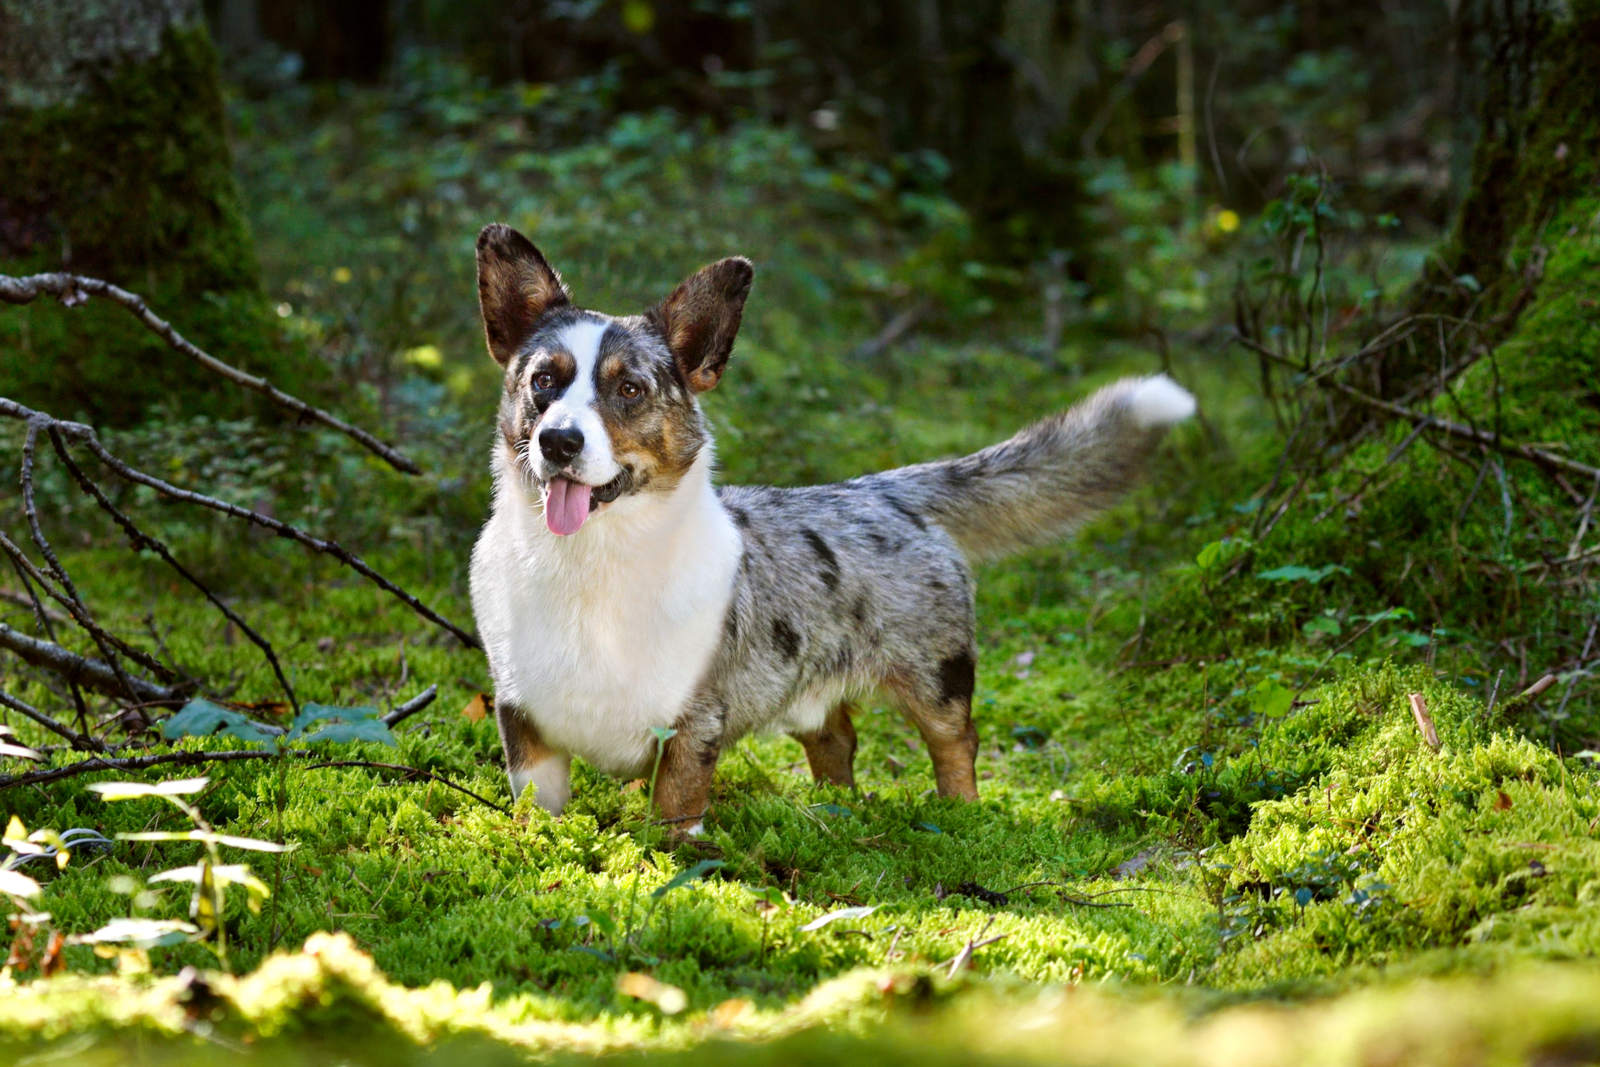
left=476, top=224, right=570, bottom=367
left=648, top=257, right=754, bottom=393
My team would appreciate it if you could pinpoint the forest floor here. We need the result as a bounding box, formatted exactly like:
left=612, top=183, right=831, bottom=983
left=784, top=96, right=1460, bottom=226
left=3, top=63, right=1598, bottom=1064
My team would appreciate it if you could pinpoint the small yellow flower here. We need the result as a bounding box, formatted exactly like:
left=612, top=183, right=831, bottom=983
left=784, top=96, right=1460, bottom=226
left=332, top=266, right=353, bottom=284
left=1216, top=209, right=1241, bottom=234
left=403, top=344, right=443, bottom=370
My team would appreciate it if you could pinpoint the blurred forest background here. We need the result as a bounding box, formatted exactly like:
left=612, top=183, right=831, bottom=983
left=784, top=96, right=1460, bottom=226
left=1, top=0, right=1598, bottom=1062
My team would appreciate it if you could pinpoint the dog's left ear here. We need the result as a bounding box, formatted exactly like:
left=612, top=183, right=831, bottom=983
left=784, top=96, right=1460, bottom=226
left=648, top=257, right=754, bottom=393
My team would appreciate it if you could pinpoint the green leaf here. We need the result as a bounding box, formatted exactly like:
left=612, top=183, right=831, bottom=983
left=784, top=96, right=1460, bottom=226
left=1195, top=539, right=1230, bottom=570
left=88, top=777, right=210, bottom=800
left=650, top=859, right=724, bottom=900
left=150, top=863, right=270, bottom=897
left=77, top=917, right=197, bottom=948
left=288, top=703, right=394, bottom=746
left=1303, top=616, right=1343, bottom=637
left=1258, top=563, right=1350, bottom=583
left=799, top=905, right=878, bottom=931
left=162, top=699, right=280, bottom=744
left=0, top=869, right=41, bottom=899
left=1248, top=679, right=1294, bottom=719
left=118, top=830, right=293, bottom=852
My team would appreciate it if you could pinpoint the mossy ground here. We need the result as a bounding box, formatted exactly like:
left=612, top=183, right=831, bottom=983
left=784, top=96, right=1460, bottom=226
left=2, top=59, right=1597, bottom=1063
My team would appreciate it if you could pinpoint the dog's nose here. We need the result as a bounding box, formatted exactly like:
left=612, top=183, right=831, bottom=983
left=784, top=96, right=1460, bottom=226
left=539, top=425, right=584, bottom=465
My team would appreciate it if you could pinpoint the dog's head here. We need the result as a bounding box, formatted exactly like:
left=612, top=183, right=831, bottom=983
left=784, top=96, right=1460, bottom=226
left=475, top=224, right=753, bottom=536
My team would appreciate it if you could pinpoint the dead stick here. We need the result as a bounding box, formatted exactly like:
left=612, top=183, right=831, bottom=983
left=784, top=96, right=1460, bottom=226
left=0, top=399, right=476, bottom=648
left=0, top=620, right=179, bottom=705
left=1407, top=693, right=1441, bottom=752
left=50, top=431, right=300, bottom=712
left=0, top=688, right=101, bottom=750
left=0, top=273, right=418, bottom=474
left=381, top=684, right=438, bottom=727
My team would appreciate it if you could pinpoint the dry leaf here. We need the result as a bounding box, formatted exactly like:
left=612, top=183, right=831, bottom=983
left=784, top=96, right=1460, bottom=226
left=710, top=997, right=752, bottom=1028
left=461, top=693, right=490, bottom=723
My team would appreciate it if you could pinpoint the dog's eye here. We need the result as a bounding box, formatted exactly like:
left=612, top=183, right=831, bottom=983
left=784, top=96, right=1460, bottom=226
left=532, top=372, right=555, bottom=391
left=618, top=381, right=643, bottom=401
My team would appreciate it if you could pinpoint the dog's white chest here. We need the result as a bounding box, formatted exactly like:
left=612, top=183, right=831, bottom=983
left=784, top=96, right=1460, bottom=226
left=471, top=470, right=740, bottom=777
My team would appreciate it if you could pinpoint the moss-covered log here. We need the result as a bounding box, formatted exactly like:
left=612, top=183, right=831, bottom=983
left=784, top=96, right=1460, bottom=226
left=0, top=0, right=319, bottom=424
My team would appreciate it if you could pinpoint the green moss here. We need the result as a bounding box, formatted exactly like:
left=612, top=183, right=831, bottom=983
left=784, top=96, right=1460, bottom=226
left=0, top=20, right=323, bottom=423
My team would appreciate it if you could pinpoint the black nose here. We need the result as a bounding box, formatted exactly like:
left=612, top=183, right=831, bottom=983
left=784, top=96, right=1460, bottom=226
left=539, top=425, right=584, bottom=465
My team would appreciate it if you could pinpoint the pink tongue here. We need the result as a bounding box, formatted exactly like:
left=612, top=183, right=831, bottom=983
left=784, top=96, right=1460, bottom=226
left=544, top=477, right=593, bottom=536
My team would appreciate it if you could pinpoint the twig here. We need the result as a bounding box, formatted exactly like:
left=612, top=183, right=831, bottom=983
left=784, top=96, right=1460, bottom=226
left=19, top=424, right=151, bottom=714
left=1407, top=693, right=1441, bottom=752
left=850, top=302, right=928, bottom=362
left=941, top=916, right=1004, bottom=979
left=0, top=620, right=180, bottom=705
left=0, top=398, right=476, bottom=648
left=1552, top=620, right=1598, bottom=726
left=1231, top=332, right=1600, bottom=484
left=382, top=684, right=439, bottom=726
left=0, top=272, right=418, bottom=474
left=50, top=434, right=300, bottom=712
left=0, top=688, right=101, bottom=750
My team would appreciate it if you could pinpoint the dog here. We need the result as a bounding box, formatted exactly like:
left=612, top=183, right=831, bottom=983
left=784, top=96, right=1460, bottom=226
left=468, top=223, right=1195, bottom=836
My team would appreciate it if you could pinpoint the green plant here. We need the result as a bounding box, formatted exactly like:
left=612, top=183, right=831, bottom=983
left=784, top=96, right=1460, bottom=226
left=79, top=777, right=290, bottom=973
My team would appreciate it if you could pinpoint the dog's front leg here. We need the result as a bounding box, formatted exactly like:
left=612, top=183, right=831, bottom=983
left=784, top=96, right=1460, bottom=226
left=653, top=705, right=725, bottom=840
left=496, top=700, right=571, bottom=814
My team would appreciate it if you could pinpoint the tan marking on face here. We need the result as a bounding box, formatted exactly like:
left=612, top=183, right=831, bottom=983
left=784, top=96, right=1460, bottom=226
left=592, top=354, right=705, bottom=493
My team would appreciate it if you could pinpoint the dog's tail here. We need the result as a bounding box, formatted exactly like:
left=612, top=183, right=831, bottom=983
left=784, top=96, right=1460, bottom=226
left=873, top=375, right=1195, bottom=562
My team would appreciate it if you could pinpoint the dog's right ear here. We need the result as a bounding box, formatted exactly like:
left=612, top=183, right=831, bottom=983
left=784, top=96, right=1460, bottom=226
left=476, top=224, right=570, bottom=367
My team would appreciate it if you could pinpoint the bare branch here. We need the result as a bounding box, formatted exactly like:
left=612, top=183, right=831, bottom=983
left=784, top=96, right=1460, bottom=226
left=0, top=687, right=102, bottom=751
left=48, top=429, right=300, bottom=712
left=0, top=620, right=181, bottom=706
left=0, top=272, right=419, bottom=474
left=1230, top=331, right=1600, bottom=484
left=19, top=423, right=152, bottom=714
left=0, top=399, right=477, bottom=649
left=382, top=684, right=439, bottom=727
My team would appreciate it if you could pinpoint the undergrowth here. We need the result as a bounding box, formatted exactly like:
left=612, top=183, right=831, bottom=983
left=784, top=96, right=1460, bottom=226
left=2, top=51, right=1598, bottom=1063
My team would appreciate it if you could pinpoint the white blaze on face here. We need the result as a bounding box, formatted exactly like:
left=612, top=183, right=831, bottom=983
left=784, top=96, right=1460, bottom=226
left=538, top=317, right=620, bottom=484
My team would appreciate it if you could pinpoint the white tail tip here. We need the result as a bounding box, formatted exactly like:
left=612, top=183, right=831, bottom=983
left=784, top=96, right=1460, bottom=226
left=1126, top=374, right=1197, bottom=429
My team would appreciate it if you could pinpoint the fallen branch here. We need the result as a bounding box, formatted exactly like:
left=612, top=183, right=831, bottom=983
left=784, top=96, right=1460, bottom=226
left=51, top=433, right=300, bottom=711
left=382, top=684, right=438, bottom=727
left=0, top=399, right=476, bottom=649
left=849, top=302, right=928, bottom=362
left=0, top=688, right=101, bottom=751
left=0, top=620, right=181, bottom=706
left=0, top=272, right=418, bottom=474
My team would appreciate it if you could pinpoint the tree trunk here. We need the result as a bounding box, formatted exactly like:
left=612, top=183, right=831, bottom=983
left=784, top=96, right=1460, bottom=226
left=0, top=0, right=315, bottom=424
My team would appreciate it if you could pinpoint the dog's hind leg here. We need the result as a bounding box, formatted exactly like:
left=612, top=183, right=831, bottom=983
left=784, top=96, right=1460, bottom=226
left=890, top=652, right=979, bottom=801
left=792, top=702, right=858, bottom=788
left=496, top=700, right=571, bottom=814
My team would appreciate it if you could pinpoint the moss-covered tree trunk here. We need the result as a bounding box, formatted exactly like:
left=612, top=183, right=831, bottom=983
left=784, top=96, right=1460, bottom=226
left=0, top=0, right=312, bottom=423
left=1379, top=0, right=1600, bottom=403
